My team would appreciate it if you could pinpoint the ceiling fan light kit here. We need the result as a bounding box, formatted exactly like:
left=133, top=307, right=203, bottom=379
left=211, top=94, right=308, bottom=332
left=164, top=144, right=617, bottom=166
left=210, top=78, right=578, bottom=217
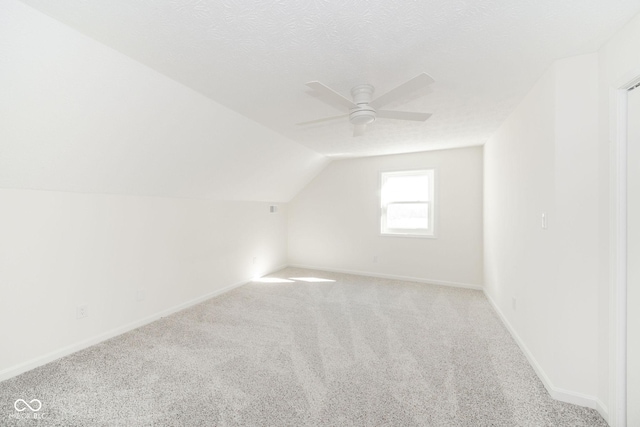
left=349, top=84, right=377, bottom=126
left=298, top=73, right=434, bottom=137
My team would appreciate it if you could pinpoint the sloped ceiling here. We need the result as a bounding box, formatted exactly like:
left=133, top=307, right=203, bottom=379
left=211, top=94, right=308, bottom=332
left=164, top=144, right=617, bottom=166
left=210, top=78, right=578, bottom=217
left=16, top=0, right=640, bottom=157
left=0, top=0, right=327, bottom=202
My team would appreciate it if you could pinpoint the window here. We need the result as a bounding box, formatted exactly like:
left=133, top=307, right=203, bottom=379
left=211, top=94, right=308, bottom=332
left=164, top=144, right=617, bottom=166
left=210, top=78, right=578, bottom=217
left=380, top=169, right=435, bottom=237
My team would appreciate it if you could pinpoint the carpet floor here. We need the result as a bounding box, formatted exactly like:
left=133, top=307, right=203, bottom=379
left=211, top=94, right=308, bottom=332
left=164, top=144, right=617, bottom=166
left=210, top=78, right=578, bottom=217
left=0, top=267, right=606, bottom=426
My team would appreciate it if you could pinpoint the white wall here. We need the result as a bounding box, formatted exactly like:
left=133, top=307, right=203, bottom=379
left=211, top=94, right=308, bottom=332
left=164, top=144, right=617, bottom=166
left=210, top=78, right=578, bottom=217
left=288, top=147, right=484, bottom=288
left=0, top=0, right=328, bottom=202
left=0, top=0, right=308, bottom=381
left=483, top=12, right=640, bottom=425
left=0, top=189, right=287, bottom=380
left=484, top=53, right=601, bottom=409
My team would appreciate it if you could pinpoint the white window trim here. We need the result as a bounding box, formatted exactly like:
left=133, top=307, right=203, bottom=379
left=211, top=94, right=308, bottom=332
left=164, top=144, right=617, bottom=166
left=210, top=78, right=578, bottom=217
left=379, top=168, right=438, bottom=239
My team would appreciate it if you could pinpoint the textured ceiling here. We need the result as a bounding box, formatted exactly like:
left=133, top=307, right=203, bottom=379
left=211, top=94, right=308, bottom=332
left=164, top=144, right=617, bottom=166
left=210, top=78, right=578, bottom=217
left=17, top=0, right=640, bottom=157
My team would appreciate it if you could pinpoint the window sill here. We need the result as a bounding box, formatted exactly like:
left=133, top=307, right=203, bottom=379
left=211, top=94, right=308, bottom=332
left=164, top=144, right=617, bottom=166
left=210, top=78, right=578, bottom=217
left=380, top=232, right=437, bottom=239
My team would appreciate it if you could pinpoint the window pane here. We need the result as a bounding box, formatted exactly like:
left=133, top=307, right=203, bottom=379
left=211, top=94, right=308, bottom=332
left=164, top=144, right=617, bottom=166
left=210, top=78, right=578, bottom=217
left=387, top=203, right=429, bottom=229
left=382, top=175, right=429, bottom=203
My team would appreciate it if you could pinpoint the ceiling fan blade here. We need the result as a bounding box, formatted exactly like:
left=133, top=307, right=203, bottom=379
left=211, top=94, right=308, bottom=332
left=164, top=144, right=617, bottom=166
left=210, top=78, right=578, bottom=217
left=369, top=73, right=435, bottom=109
left=377, top=110, right=432, bottom=121
left=296, top=114, right=349, bottom=126
left=353, top=124, right=366, bottom=137
left=306, top=81, right=357, bottom=109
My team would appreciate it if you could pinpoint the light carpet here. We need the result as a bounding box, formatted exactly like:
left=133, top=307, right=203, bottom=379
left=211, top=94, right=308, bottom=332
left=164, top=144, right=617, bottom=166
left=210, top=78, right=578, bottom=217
left=0, top=267, right=606, bottom=426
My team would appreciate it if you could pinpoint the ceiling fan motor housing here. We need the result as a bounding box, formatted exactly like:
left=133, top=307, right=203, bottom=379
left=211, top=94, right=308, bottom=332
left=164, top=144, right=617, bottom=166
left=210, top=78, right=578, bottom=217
left=349, top=84, right=376, bottom=125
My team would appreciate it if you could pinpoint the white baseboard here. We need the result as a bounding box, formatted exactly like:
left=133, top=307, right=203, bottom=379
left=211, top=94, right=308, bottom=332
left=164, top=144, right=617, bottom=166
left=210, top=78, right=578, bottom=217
left=596, top=399, right=610, bottom=425
left=0, top=264, right=287, bottom=383
left=483, top=290, right=609, bottom=424
left=287, top=264, right=482, bottom=290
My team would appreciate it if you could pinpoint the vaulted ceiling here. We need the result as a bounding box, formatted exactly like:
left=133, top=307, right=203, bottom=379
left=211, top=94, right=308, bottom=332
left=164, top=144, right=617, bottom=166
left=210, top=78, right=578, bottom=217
left=0, top=0, right=328, bottom=202
left=17, top=0, right=640, bottom=157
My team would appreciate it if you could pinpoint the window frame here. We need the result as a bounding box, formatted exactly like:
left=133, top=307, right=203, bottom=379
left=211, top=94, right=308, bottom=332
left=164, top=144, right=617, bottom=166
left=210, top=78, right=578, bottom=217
left=379, top=168, right=437, bottom=238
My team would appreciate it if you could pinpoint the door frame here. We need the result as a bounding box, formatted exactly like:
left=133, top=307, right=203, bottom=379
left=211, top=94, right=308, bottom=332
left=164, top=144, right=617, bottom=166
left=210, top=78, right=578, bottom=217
left=612, top=71, right=640, bottom=427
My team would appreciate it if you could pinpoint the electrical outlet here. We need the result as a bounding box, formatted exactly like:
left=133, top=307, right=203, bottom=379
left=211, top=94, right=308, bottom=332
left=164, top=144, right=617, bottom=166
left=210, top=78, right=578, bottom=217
left=373, top=255, right=378, bottom=264
left=252, top=256, right=257, bottom=265
left=136, top=289, right=145, bottom=302
left=541, top=212, right=548, bottom=229
left=76, top=304, right=88, bottom=319
left=512, top=297, right=517, bottom=311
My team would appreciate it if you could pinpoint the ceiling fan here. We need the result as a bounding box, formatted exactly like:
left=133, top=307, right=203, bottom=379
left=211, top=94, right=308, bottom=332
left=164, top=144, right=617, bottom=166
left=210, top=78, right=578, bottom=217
left=297, top=73, right=434, bottom=137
